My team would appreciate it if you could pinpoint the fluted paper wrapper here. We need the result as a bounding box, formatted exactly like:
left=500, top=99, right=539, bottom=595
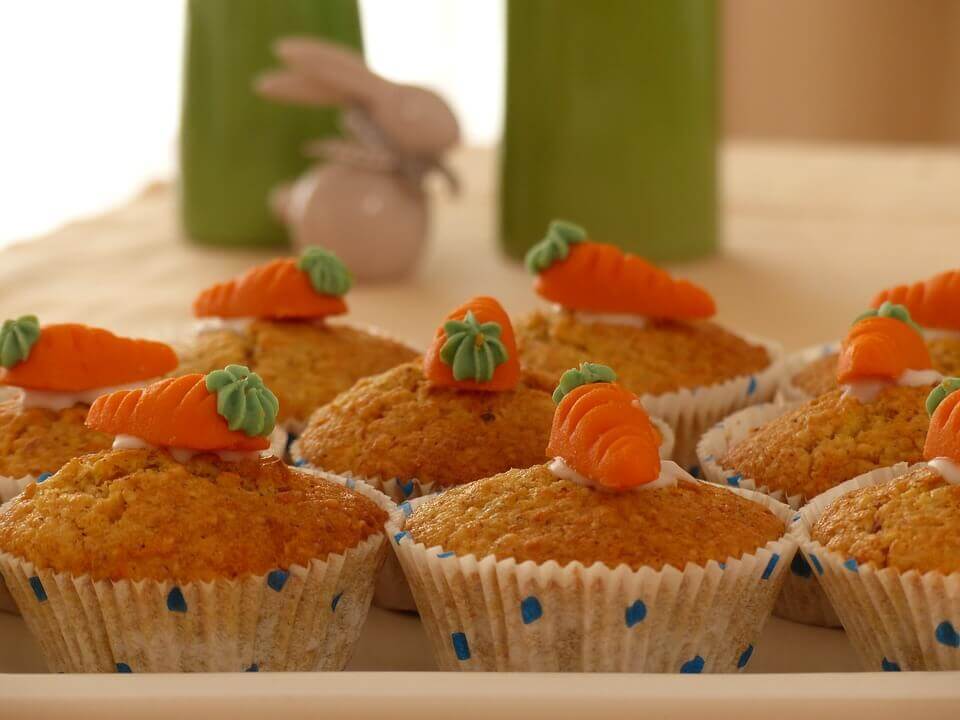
left=777, top=341, right=839, bottom=403
left=641, top=337, right=785, bottom=470
left=294, top=420, right=675, bottom=612
left=697, top=402, right=840, bottom=627
left=0, top=475, right=401, bottom=672
left=796, top=462, right=960, bottom=671
left=391, top=485, right=796, bottom=672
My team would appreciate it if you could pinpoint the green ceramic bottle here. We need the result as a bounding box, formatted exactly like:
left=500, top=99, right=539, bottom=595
left=180, top=0, right=363, bottom=247
left=500, top=0, right=717, bottom=262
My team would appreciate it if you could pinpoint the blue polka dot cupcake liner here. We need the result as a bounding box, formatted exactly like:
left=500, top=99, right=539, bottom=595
left=796, top=461, right=960, bottom=671
left=389, top=486, right=797, bottom=673
left=697, top=402, right=841, bottom=628
left=0, top=475, right=402, bottom=673
left=776, top=341, right=840, bottom=404
left=638, top=335, right=785, bottom=469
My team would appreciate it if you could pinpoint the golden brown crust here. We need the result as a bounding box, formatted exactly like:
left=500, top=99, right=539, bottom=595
left=297, top=362, right=556, bottom=487
left=811, top=465, right=960, bottom=574
left=790, top=353, right=840, bottom=397
left=929, top=337, right=960, bottom=377
left=0, top=399, right=112, bottom=478
left=173, top=321, right=418, bottom=424
left=0, top=449, right=388, bottom=582
left=720, top=386, right=930, bottom=504
left=515, top=311, right=770, bottom=396
left=406, top=464, right=784, bottom=570
left=789, top=337, right=960, bottom=397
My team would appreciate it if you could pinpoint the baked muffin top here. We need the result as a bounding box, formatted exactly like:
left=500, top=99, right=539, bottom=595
left=296, top=361, right=556, bottom=487
left=174, top=320, right=417, bottom=425
left=720, top=386, right=930, bottom=503
left=516, top=310, right=770, bottom=396
left=811, top=465, right=960, bottom=574
left=406, top=464, right=784, bottom=570
left=0, top=449, right=388, bottom=582
left=0, top=398, right=112, bottom=478
left=789, top=337, right=960, bottom=398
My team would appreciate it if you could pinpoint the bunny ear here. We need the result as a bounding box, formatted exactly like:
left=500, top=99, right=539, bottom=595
left=273, top=37, right=384, bottom=105
left=254, top=70, right=340, bottom=106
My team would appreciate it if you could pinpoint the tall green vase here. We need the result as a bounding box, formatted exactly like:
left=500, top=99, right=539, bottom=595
left=500, top=0, right=718, bottom=262
left=180, top=0, right=363, bottom=248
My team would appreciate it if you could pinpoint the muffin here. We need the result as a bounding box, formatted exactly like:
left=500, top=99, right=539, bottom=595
left=0, top=316, right=178, bottom=502
left=698, top=303, right=941, bottom=626
left=782, top=270, right=960, bottom=401
left=0, top=366, right=399, bottom=672
left=392, top=364, right=795, bottom=672
left=177, top=247, right=418, bottom=432
left=515, top=220, right=781, bottom=467
left=794, top=377, right=960, bottom=670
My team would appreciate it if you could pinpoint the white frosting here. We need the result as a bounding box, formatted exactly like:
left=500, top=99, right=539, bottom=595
left=899, top=368, right=943, bottom=387
left=112, top=434, right=272, bottom=463
left=192, top=316, right=255, bottom=336
left=840, top=368, right=943, bottom=403
left=14, top=378, right=165, bottom=412
left=548, top=457, right=690, bottom=491
left=564, top=307, right=648, bottom=329
left=928, top=457, right=960, bottom=485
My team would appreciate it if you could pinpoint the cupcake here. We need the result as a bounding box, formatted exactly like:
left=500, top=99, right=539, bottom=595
left=794, top=377, right=960, bottom=670
left=0, top=316, right=178, bottom=502
left=177, top=247, right=418, bottom=433
left=295, top=297, right=675, bottom=501
left=698, top=303, right=941, bottom=626
left=392, top=363, right=795, bottom=672
left=0, top=365, right=399, bottom=672
left=782, top=270, right=960, bottom=401
left=514, top=220, right=781, bottom=467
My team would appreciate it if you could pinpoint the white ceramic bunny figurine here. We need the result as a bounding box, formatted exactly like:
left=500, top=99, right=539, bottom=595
left=256, top=37, right=460, bottom=281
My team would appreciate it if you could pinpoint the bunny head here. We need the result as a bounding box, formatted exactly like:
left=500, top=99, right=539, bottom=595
left=256, top=37, right=460, bottom=160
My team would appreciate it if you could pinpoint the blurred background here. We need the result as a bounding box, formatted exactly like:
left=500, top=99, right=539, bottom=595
left=1, top=0, right=959, bottom=247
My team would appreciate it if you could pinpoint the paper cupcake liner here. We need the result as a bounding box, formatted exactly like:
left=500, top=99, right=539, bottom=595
left=0, top=474, right=401, bottom=673
left=796, top=462, right=960, bottom=671
left=776, top=341, right=839, bottom=404
left=389, top=484, right=796, bottom=672
left=294, top=420, right=675, bottom=614
left=696, top=402, right=841, bottom=627
left=640, top=336, right=785, bottom=471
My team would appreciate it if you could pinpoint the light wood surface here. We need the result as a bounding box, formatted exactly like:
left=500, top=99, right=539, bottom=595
left=1, top=143, right=959, bottom=352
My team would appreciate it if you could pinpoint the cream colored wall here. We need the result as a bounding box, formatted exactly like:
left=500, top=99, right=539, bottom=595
left=724, top=0, right=960, bottom=144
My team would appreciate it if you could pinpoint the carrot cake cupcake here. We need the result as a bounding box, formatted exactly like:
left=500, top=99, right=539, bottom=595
left=0, top=365, right=399, bottom=672
left=295, top=296, right=675, bottom=499
left=514, top=220, right=781, bottom=466
left=794, top=377, right=960, bottom=671
left=391, top=364, right=794, bottom=672
left=698, top=303, right=941, bottom=626
left=783, top=270, right=960, bottom=401
left=0, top=316, right=178, bottom=502
left=177, top=247, right=418, bottom=432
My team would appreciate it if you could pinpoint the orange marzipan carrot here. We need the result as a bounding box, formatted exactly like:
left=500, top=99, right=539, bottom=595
left=547, top=382, right=661, bottom=490
left=835, top=316, right=932, bottom=385
left=0, top=324, right=178, bottom=393
left=535, top=242, right=715, bottom=319
left=872, top=270, right=960, bottom=331
left=925, top=389, right=960, bottom=462
left=85, top=374, right=269, bottom=451
left=193, top=258, right=347, bottom=320
left=423, top=296, right=521, bottom=392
